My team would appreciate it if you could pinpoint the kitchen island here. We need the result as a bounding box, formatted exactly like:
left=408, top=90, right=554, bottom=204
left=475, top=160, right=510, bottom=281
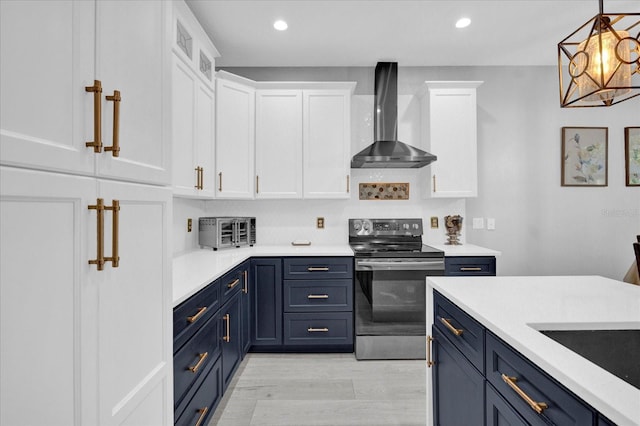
left=426, top=275, right=640, bottom=426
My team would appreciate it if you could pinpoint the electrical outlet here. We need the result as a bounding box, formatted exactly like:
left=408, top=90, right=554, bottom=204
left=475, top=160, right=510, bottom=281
left=317, top=217, right=325, bottom=229
left=472, top=217, right=484, bottom=229
left=187, top=218, right=192, bottom=232
left=487, top=218, right=496, bottom=230
left=430, top=216, right=439, bottom=228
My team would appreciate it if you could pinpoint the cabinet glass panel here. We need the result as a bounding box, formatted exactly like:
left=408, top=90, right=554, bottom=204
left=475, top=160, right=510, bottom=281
left=199, top=51, right=212, bottom=81
left=176, top=20, right=192, bottom=59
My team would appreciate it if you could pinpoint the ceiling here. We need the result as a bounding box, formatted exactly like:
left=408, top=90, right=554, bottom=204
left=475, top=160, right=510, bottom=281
left=185, top=0, right=639, bottom=67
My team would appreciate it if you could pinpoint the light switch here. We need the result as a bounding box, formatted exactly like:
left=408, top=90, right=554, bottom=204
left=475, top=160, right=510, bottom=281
left=472, top=217, right=484, bottom=229
left=430, top=216, right=438, bottom=228
left=317, top=217, right=325, bottom=229
left=487, top=218, right=495, bottom=230
left=187, top=218, right=192, bottom=232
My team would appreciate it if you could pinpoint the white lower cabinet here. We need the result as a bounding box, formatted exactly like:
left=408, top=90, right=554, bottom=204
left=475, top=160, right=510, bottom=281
left=0, top=166, right=173, bottom=426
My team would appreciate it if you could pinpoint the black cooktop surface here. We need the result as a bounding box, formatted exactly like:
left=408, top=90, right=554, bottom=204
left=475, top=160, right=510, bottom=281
left=350, top=243, right=444, bottom=258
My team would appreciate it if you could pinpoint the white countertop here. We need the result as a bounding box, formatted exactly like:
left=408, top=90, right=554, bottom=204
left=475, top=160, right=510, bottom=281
left=428, top=243, right=501, bottom=257
left=173, top=244, right=353, bottom=306
left=427, top=276, right=640, bottom=426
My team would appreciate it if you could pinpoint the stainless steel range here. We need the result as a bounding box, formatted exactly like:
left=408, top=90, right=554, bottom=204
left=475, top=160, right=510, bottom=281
left=349, top=218, right=445, bottom=360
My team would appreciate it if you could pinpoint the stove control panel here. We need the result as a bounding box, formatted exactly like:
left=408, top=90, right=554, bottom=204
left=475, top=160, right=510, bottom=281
left=349, top=218, right=423, bottom=236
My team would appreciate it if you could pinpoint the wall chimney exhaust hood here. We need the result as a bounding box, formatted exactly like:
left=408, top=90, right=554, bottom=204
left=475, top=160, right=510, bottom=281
left=351, top=62, right=436, bottom=169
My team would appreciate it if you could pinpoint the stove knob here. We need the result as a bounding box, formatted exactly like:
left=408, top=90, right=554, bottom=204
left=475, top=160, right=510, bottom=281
left=413, top=223, right=419, bottom=230
left=363, top=222, right=370, bottom=231
left=403, top=223, right=410, bottom=230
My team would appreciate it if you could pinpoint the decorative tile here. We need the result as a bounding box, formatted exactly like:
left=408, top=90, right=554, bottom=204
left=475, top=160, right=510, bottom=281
left=359, top=183, right=409, bottom=200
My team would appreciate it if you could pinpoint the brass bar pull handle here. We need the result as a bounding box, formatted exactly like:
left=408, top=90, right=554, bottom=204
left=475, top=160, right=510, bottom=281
left=88, top=198, right=105, bottom=270
left=307, top=327, right=329, bottom=332
left=194, top=407, right=209, bottom=426
left=227, top=278, right=240, bottom=289
left=307, top=267, right=329, bottom=272
left=194, top=167, right=203, bottom=190
left=346, top=175, right=350, bottom=193
left=104, top=200, right=120, bottom=268
left=426, top=335, right=435, bottom=367
left=307, top=294, right=329, bottom=299
left=187, top=307, right=207, bottom=324
left=433, top=175, right=437, bottom=192
left=256, top=175, right=259, bottom=194
left=86, top=80, right=103, bottom=153
left=460, top=267, right=483, bottom=271
left=105, top=90, right=121, bottom=157
left=218, top=172, right=222, bottom=191
left=242, top=271, right=248, bottom=294
left=501, top=374, right=549, bottom=414
left=188, top=352, right=209, bottom=373
left=440, top=317, right=463, bottom=336
left=223, top=314, right=230, bottom=342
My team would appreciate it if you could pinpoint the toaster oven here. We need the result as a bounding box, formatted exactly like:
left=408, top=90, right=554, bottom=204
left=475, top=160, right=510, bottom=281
left=198, top=217, right=256, bottom=250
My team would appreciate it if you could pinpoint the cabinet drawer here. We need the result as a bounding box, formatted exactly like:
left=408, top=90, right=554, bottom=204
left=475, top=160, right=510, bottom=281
left=486, top=382, right=529, bottom=426
left=283, top=257, right=353, bottom=280
left=175, top=358, right=222, bottom=426
left=283, top=312, right=353, bottom=346
left=445, top=256, right=496, bottom=276
left=434, top=291, right=485, bottom=372
left=173, top=280, right=220, bottom=351
left=486, top=332, right=595, bottom=426
left=173, top=314, right=221, bottom=407
left=284, top=280, right=353, bottom=312
left=220, top=266, right=246, bottom=305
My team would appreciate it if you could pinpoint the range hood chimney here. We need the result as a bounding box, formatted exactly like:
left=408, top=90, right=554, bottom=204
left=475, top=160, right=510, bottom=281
left=351, top=62, right=436, bottom=169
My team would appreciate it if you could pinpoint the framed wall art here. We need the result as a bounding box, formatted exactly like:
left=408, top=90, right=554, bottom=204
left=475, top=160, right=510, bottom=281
left=625, top=127, right=640, bottom=187
left=561, top=127, right=608, bottom=186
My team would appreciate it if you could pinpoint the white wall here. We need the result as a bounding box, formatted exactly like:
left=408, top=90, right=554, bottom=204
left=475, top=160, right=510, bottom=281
left=172, top=65, right=639, bottom=281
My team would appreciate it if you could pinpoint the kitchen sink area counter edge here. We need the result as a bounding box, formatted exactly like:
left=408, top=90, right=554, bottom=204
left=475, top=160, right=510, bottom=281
left=173, top=245, right=354, bottom=306
left=426, top=275, right=640, bottom=426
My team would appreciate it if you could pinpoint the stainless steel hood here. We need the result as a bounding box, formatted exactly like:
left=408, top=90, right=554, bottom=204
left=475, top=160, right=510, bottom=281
left=351, top=62, right=436, bottom=169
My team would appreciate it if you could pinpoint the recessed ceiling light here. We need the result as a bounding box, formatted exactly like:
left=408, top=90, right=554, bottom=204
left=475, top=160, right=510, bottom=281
left=273, top=20, right=288, bottom=31
left=455, top=17, right=471, bottom=29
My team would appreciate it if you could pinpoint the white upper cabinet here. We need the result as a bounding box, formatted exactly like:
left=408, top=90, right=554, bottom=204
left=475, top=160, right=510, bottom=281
left=0, top=0, right=171, bottom=186
left=255, top=90, right=303, bottom=199
left=171, top=1, right=219, bottom=198
left=420, top=81, right=483, bottom=198
left=303, top=89, right=353, bottom=199
left=215, top=72, right=256, bottom=199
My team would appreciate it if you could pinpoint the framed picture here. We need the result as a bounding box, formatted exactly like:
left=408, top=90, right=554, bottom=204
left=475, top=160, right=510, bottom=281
left=625, top=127, right=640, bottom=187
left=561, top=127, right=608, bottom=186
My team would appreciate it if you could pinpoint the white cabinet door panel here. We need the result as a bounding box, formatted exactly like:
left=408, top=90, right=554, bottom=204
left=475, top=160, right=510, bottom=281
left=196, top=83, right=216, bottom=197
left=172, top=57, right=197, bottom=195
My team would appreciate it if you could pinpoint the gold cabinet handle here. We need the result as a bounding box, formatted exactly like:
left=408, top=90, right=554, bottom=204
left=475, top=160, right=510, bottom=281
left=104, top=90, right=121, bottom=157
left=501, top=374, right=549, bottom=414
left=307, top=294, right=329, bottom=299
left=440, top=317, right=463, bottom=336
left=256, top=175, right=259, bottom=194
left=85, top=80, right=103, bottom=153
left=187, top=307, right=207, bottom=324
left=242, top=270, right=248, bottom=294
left=194, top=167, right=203, bottom=190
left=307, top=327, right=329, bottom=332
left=460, top=267, right=483, bottom=271
left=223, top=314, right=230, bottom=342
left=346, top=175, right=350, bottom=193
left=194, top=407, right=209, bottom=426
left=218, top=172, right=222, bottom=191
left=433, top=174, right=437, bottom=192
left=88, top=198, right=106, bottom=270
left=307, top=267, right=329, bottom=272
left=188, top=352, right=209, bottom=373
left=426, top=335, right=435, bottom=367
left=227, top=278, right=240, bottom=289
left=104, top=200, right=120, bottom=268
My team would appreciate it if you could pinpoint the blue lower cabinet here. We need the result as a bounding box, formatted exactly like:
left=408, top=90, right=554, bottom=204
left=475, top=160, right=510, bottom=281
left=221, top=291, right=242, bottom=392
left=445, top=256, right=496, bottom=276
left=250, top=258, right=283, bottom=349
left=432, top=326, right=485, bottom=425
left=174, top=357, right=222, bottom=426
left=283, top=312, right=353, bottom=350
left=486, top=382, right=528, bottom=426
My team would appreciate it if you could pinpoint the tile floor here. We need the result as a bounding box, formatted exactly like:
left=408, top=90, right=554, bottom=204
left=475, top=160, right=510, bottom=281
left=209, top=353, right=427, bottom=426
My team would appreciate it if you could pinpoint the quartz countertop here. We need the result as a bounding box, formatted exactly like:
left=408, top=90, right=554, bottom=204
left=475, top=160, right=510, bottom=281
left=428, top=243, right=501, bottom=257
left=173, top=244, right=353, bottom=306
left=426, top=275, right=640, bottom=426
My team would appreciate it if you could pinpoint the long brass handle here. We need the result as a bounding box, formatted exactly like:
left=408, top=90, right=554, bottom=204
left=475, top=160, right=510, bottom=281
left=256, top=175, right=259, bottom=194
left=194, top=407, right=209, bottom=426
left=218, top=172, right=222, bottom=191
left=88, top=198, right=105, bottom=270
left=501, top=374, right=549, bottom=414
left=223, top=314, right=230, bottom=342
left=440, top=317, right=463, bottom=336
left=242, top=270, right=248, bottom=294
left=187, top=307, right=207, bottom=323
left=307, top=294, right=329, bottom=299
left=433, top=174, right=437, bottom=192
left=194, top=167, right=203, bottom=190
left=227, top=278, right=240, bottom=289
left=85, top=80, right=102, bottom=153
left=308, top=327, right=329, bottom=332
left=426, top=335, right=435, bottom=367
left=346, top=175, right=350, bottom=193
left=460, top=267, right=482, bottom=271
left=104, top=200, right=120, bottom=268
left=188, top=352, right=209, bottom=373
left=307, top=267, right=329, bottom=272
left=105, top=90, right=121, bottom=157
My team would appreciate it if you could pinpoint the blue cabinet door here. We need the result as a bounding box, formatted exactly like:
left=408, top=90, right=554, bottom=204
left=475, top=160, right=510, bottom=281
left=432, top=326, right=484, bottom=425
left=250, top=258, right=283, bottom=348
left=238, top=261, right=251, bottom=355
left=486, top=382, right=529, bottom=426
left=221, top=292, right=242, bottom=392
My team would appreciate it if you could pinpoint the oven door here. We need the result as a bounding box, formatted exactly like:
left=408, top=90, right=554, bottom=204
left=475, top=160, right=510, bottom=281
left=355, top=257, right=444, bottom=322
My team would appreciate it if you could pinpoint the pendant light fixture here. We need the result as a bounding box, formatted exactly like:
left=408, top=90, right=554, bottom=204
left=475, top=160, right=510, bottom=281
left=557, top=0, right=639, bottom=107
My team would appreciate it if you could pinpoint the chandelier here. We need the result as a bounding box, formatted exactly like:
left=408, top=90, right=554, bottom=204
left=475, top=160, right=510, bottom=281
left=557, top=0, right=639, bottom=107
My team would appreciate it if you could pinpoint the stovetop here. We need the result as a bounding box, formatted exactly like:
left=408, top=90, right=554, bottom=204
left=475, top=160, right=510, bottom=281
left=350, top=243, right=444, bottom=258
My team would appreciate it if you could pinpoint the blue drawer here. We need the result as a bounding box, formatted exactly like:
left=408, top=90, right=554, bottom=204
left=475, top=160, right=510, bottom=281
left=173, top=280, right=220, bottom=351
left=445, top=256, right=496, bottom=276
left=283, top=312, right=353, bottom=346
left=434, top=291, right=485, bottom=373
left=284, top=280, right=353, bottom=312
left=219, top=265, right=246, bottom=306
left=174, top=358, right=222, bottom=426
left=486, top=331, right=595, bottom=426
left=283, top=257, right=353, bottom=280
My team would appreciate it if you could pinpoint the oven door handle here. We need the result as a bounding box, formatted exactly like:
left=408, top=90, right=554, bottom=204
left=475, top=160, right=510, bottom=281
left=356, top=259, right=444, bottom=271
